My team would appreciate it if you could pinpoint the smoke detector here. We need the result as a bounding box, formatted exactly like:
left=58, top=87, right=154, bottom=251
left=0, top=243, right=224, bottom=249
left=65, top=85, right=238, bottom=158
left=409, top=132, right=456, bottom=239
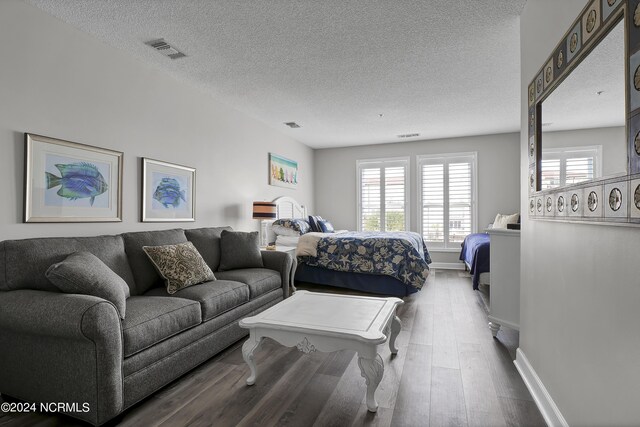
left=146, top=39, right=186, bottom=59
left=397, top=133, right=420, bottom=138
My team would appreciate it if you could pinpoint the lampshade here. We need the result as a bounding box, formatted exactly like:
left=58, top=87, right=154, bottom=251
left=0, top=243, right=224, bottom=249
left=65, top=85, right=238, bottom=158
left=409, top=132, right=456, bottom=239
left=252, top=201, right=277, bottom=219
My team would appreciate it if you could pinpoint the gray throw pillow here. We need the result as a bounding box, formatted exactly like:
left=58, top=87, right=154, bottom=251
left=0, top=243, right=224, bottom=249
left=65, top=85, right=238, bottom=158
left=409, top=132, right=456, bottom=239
left=218, top=230, right=264, bottom=271
left=143, top=241, right=216, bottom=294
left=46, top=251, right=129, bottom=319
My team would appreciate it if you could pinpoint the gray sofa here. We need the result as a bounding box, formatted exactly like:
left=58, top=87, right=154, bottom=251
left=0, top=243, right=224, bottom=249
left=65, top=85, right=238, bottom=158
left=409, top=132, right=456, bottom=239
left=0, top=227, right=293, bottom=425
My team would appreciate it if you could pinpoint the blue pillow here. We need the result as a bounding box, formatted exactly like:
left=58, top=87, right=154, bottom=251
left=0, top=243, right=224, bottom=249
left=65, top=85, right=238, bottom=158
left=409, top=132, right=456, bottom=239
left=318, top=220, right=334, bottom=233
left=272, top=218, right=311, bottom=235
left=308, top=215, right=323, bottom=232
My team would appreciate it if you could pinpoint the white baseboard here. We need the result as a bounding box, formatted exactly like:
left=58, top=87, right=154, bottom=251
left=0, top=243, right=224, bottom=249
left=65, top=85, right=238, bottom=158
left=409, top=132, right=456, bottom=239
left=514, top=348, right=568, bottom=427
left=430, top=262, right=465, bottom=270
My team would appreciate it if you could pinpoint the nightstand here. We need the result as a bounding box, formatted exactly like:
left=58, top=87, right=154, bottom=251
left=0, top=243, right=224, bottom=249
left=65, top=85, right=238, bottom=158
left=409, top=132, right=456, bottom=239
left=261, top=245, right=297, bottom=294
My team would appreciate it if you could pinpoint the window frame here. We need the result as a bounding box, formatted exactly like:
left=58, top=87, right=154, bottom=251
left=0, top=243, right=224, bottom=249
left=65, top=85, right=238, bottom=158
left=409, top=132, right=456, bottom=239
left=356, top=156, right=410, bottom=232
left=540, top=145, right=602, bottom=189
left=416, top=152, right=478, bottom=251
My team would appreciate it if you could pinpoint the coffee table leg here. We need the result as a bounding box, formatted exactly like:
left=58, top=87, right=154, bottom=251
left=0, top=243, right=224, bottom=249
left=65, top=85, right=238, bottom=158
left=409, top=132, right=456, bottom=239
left=357, top=353, right=384, bottom=412
left=389, top=315, right=401, bottom=354
left=242, top=334, right=263, bottom=385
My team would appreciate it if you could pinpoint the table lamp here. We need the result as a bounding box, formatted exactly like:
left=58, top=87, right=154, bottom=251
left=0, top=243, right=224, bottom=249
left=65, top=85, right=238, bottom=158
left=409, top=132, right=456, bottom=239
left=252, top=201, right=277, bottom=246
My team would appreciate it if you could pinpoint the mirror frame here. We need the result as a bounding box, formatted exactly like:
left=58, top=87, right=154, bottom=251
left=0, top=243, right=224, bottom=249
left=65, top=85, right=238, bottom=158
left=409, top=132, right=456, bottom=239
left=528, top=0, right=640, bottom=226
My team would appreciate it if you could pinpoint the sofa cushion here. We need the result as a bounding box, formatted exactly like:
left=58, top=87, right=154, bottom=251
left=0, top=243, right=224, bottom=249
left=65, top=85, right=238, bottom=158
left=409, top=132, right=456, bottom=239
left=184, top=227, right=232, bottom=272
left=122, top=296, right=201, bottom=357
left=218, top=230, right=263, bottom=271
left=122, top=229, right=188, bottom=295
left=214, top=268, right=281, bottom=299
left=0, top=235, right=135, bottom=293
left=46, top=252, right=129, bottom=319
left=144, top=280, right=249, bottom=321
left=143, top=242, right=215, bottom=294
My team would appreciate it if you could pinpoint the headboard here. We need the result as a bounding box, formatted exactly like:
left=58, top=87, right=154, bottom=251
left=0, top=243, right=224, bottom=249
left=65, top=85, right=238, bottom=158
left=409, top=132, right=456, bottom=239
left=266, top=196, right=307, bottom=244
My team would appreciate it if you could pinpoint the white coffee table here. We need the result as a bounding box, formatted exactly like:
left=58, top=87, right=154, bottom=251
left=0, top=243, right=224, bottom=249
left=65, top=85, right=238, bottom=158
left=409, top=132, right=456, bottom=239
left=238, top=290, right=403, bottom=412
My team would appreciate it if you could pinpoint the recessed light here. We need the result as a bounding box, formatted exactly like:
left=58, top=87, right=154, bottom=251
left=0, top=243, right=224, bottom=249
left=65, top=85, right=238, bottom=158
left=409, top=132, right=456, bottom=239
left=284, top=122, right=301, bottom=129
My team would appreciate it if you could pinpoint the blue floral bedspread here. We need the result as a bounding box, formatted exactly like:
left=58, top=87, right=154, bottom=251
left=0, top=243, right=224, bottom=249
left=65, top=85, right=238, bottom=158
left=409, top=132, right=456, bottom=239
left=301, top=231, right=432, bottom=290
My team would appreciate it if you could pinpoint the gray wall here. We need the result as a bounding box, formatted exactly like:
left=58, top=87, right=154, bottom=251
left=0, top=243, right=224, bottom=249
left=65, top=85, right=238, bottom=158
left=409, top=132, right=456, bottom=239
left=0, top=1, right=313, bottom=240
left=314, top=133, right=521, bottom=264
left=520, top=1, right=640, bottom=425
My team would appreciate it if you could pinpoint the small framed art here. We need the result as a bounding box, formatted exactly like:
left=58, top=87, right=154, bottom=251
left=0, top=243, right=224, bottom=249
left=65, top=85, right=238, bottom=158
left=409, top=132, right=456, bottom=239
left=24, top=133, right=123, bottom=223
left=141, top=158, right=195, bottom=222
left=269, top=153, right=298, bottom=189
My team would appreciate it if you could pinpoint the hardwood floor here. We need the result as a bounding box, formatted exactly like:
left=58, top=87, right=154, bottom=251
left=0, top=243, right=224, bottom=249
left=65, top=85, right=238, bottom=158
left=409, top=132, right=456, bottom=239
left=0, top=270, right=545, bottom=427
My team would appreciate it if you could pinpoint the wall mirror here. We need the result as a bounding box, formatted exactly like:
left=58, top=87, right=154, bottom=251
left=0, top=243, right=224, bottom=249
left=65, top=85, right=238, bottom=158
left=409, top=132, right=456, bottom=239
left=541, top=19, right=625, bottom=189
left=528, top=0, right=640, bottom=226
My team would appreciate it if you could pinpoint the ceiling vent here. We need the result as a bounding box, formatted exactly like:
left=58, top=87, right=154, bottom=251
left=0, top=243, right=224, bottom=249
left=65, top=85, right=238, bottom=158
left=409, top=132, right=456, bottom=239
left=397, top=133, right=420, bottom=138
left=284, top=122, right=301, bottom=129
left=146, top=39, right=186, bottom=59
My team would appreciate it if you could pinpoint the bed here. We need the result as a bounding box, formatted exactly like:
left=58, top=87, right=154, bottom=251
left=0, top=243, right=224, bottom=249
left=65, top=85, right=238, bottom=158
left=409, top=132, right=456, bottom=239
left=459, top=232, right=491, bottom=290
left=267, top=197, right=431, bottom=297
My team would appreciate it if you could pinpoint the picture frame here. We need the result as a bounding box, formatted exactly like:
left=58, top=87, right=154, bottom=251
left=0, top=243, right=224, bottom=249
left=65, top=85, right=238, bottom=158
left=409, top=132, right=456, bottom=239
left=269, top=153, right=298, bottom=189
left=141, top=158, right=195, bottom=222
left=24, top=133, right=123, bottom=223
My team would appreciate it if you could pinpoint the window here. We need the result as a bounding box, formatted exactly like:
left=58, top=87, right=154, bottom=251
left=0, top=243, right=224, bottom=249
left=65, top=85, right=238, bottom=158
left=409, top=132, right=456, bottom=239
left=357, top=157, right=409, bottom=232
left=418, top=153, right=477, bottom=249
left=541, top=146, right=601, bottom=189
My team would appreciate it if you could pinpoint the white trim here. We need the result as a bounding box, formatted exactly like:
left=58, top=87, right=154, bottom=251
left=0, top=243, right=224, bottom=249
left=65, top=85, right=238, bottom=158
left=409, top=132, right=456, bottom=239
left=487, top=315, right=520, bottom=331
left=356, top=156, right=410, bottom=232
left=429, top=262, right=465, bottom=270
left=416, top=151, right=478, bottom=249
left=514, top=348, right=569, bottom=427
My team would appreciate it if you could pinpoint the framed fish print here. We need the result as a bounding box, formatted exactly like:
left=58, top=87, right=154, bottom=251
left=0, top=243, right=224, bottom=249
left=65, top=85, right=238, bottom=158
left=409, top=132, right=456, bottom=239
left=24, top=133, right=123, bottom=223
left=141, top=158, right=195, bottom=222
left=269, top=153, right=298, bottom=189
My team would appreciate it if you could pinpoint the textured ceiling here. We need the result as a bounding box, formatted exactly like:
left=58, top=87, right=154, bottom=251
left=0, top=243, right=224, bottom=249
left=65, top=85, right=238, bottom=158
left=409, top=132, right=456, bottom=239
left=26, top=0, right=527, bottom=149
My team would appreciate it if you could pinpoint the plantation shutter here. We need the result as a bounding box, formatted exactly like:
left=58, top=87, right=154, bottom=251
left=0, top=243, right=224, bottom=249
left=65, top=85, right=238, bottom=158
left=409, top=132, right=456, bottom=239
left=542, top=147, right=598, bottom=189
left=360, top=167, right=381, bottom=231
left=421, top=163, right=444, bottom=243
left=418, top=153, right=476, bottom=249
left=565, top=157, right=593, bottom=184
left=448, top=161, right=472, bottom=243
left=541, top=159, right=561, bottom=190
left=357, top=159, right=408, bottom=232
left=384, top=166, right=406, bottom=231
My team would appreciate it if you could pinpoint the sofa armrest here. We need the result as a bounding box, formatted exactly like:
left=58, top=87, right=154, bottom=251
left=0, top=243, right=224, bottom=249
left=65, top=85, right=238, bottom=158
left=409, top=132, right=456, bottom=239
left=0, top=290, right=123, bottom=425
left=261, top=251, right=293, bottom=298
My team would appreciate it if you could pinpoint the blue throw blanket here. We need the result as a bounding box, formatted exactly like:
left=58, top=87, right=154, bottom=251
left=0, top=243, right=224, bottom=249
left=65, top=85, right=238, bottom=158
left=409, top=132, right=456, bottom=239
left=301, top=231, right=432, bottom=290
left=459, top=233, right=490, bottom=290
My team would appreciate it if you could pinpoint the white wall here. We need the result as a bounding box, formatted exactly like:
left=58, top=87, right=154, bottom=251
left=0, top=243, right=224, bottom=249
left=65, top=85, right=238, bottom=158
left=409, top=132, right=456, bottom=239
left=0, top=1, right=313, bottom=240
left=520, top=2, right=640, bottom=425
left=314, top=133, right=521, bottom=264
left=542, top=126, right=626, bottom=177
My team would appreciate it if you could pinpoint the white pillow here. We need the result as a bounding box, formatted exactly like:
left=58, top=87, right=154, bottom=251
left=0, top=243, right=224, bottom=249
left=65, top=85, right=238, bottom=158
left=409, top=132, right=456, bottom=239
left=271, top=224, right=301, bottom=237
left=492, top=213, right=519, bottom=229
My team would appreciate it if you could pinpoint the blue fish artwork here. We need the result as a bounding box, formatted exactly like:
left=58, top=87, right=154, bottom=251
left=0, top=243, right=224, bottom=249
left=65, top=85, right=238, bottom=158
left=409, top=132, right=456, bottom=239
left=153, top=177, right=186, bottom=208
left=45, top=162, right=108, bottom=206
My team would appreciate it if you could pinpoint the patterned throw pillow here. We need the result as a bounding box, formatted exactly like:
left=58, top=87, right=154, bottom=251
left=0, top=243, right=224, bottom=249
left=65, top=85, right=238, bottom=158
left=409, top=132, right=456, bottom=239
left=143, top=241, right=215, bottom=294
left=272, top=218, right=311, bottom=235
left=318, top=219, right=335, bottom=233
left=308, top=215, right=324, bottom=232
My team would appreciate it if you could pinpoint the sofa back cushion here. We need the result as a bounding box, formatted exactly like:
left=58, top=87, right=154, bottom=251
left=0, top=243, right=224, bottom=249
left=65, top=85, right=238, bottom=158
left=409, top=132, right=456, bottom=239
left=121, top=229, right=188, bottom=295
left=0, top=235, right=135, bottom=293
left=184, top=227, right=232, bottom=272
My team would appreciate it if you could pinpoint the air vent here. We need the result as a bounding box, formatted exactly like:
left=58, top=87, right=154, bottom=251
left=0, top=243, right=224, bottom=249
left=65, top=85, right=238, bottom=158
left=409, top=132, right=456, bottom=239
left=146, top=39, right=186, bottom=59
left=284, top=122, right=301, bottom=129
left=398, top=133, right=420, bottom=138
